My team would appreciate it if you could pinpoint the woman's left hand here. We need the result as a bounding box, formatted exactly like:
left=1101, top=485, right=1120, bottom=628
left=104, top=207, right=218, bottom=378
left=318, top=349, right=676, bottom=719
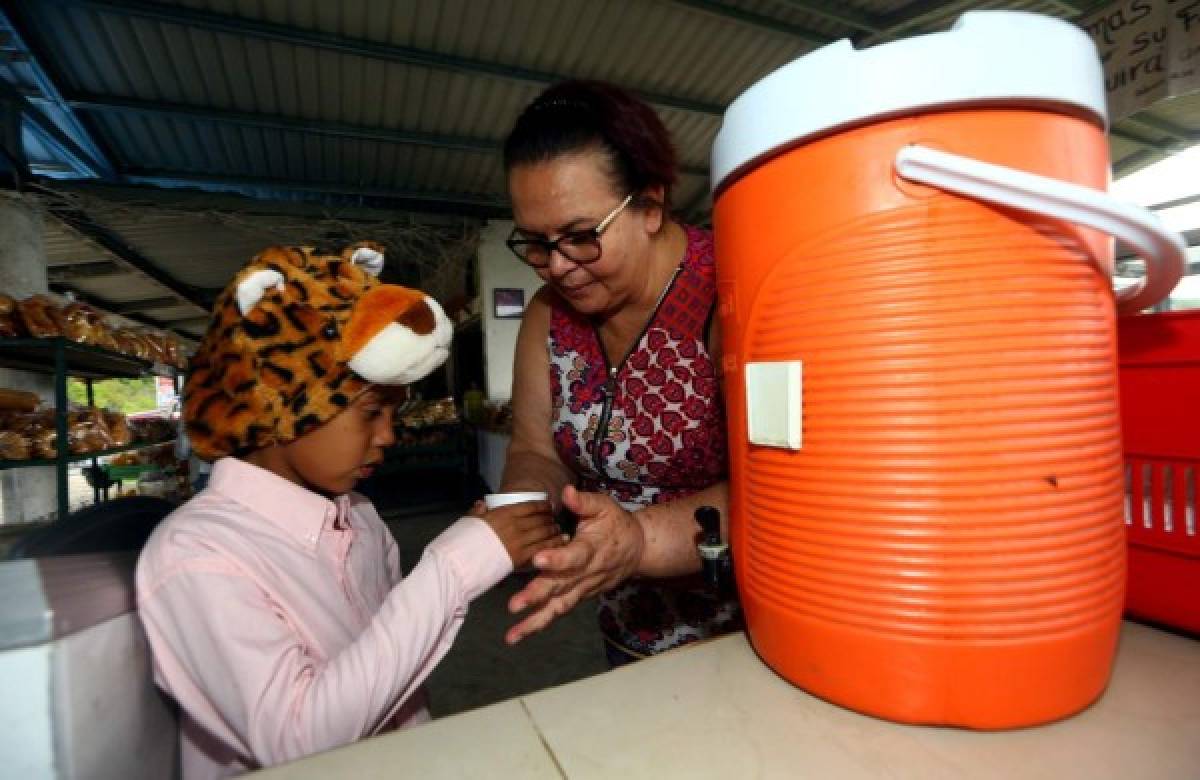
left=505, top=485, right=644, bottom=644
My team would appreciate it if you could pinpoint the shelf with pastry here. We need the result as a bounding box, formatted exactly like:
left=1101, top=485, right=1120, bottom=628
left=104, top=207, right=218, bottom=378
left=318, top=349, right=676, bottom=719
left=0, top=337, right=158, bottom=380
left=0, top=307, right=186, bottom=520
left=0, top=292, right=188, bottom=376
left=0, top=402, right=175, bottom=469
left=0, top=439, right=176, bottom=471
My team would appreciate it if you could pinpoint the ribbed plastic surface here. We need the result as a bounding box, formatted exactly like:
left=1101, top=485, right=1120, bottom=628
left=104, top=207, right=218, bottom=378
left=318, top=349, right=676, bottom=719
left=742, top=205, right=1125, bottom=641
left=715, top=109, right=1126, bottom=728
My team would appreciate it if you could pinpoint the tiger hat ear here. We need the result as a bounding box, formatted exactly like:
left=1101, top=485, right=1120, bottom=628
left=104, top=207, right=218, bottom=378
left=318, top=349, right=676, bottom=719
left=350, top=246, right=385, bottom=277
left=236, top=269, right=286, bottom=315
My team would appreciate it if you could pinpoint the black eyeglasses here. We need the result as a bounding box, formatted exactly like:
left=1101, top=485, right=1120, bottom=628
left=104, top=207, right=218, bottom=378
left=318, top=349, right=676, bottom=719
left=506, top=194, right=633, bottom=269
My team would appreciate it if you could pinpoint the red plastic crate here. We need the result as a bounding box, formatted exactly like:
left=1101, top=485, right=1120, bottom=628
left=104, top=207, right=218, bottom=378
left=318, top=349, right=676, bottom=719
left=1118, top=310, right=1200, bottom=634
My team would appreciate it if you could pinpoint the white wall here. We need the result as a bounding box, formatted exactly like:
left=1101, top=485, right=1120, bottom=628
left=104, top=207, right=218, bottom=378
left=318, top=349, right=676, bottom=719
left=477, top=219, right=544, bottom=402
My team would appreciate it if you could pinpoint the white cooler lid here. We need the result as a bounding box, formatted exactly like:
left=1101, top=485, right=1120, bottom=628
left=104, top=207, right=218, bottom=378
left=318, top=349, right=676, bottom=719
left=711, top=11, right=1107, bottom=193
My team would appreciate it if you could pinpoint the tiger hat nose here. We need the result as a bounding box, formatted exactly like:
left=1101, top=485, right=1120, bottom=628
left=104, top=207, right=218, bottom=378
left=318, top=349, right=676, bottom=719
left=396, top=298, right=436, bottom=335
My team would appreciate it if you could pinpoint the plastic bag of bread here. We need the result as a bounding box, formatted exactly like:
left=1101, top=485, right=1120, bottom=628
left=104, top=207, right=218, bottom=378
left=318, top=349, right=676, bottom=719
left=68, top=408, right=113, bottom=454
left=0, top=408, right=54, bottom=456
left=103, top=410, right=133, bottom=447
left=143, top=331, right=168, bottom=364
left=0, top=429, right=30, bottom=460
left=164, top=336, right=182, bottom=368
left=60, top=302, right=104, bottom=345
left=17, top=295, right=63, bottom=338
left=91, top=319, right=118, bottom=352
left=128, top=330, right=153, bottom=361
left=0, top=293, right=22, bottom=338
left=13, top=409, right=59, bottom=458
left=30, top=426, right=57, bottom=459
left=0, top=388, right=39, bottom=413
left=112, top=328, right=139, bottom=358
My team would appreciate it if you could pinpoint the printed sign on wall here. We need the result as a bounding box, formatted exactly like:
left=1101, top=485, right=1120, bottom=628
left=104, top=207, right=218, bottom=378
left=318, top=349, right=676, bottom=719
left=1081, top=0, right=1200, bottom=120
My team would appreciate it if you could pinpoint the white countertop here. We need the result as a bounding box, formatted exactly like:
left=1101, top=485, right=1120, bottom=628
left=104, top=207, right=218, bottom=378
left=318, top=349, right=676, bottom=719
left=253, top=621, right=1200, bottom=779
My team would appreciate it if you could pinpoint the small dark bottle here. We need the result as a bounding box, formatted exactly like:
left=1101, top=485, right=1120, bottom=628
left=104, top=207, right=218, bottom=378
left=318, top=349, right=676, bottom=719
left=695, top=506, right=733, bottom=595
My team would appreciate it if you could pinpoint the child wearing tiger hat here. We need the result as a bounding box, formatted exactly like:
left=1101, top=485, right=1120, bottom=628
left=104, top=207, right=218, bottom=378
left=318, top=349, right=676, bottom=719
left=137, top=244, right=560, bottom=779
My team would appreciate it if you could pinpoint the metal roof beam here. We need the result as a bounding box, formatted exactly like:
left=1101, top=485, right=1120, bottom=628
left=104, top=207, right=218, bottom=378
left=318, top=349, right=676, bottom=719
left=121, top=168, right=513, bottom=219
left=67, top=93, right=501, bottom=155
left=109, top=296, right=181, bottom=314
left=39, top=177, right=483, bottom=228
left=46, top=0, right=725, bottom=117
left=48, top=283, right=194, bottom=339
left=168, top=316, right=211, bottom=327
left=861, top=0, right=1115, bottom=46
left=857, top=0, right=975, bottom=46
left=1126, top=113, right=1198, bottom=143
left=770, top=0, right=882, bottom=33
left=65, top=92, right=710, bottom=178
left=46, top=261, right=124, bottom=281
left=0, top=78, right=104, bottom=179
left=0, top=4, right=115, bottom=178
left=1113, top=148, right=1164, bottom=177
left=45, top=199, right=213, bottom=310
left=664, top=0, right=834, bottom=44
left=1110, top=125, right=1182, bottom=151
left=1148, top=190, right=1200, bottom=211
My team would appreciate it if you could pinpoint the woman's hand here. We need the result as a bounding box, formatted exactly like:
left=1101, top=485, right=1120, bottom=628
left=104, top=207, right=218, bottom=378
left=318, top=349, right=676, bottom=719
left=505, top=486, right=645, bottom=644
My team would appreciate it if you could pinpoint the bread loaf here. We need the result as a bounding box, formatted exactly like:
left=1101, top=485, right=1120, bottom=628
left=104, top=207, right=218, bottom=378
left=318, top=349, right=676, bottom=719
left=0, top=388, right=39, bottom=412
left=31, top=427, right=57, bottom=459
left=0, top=430, right=30, bottom=460
left=60, top=303, right=103, bottom=344
left=104, top=410, right=133, bottom=447
left=17, top=295, right=63, bottom=338
left=0, top=294, right=20, bottom=338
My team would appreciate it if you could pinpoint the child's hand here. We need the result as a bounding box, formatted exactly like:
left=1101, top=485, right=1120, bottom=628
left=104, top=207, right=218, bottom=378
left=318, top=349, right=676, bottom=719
left=471, top=499, right=563, bottom=568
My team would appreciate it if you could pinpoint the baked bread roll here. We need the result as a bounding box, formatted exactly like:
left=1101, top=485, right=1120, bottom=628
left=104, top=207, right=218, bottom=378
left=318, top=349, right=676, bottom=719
left=0, top=389, right=39, bottom=413
left=60, top=303, right=104, bottom=344
left=0, top=430, right=30, bottom=460
left=17, top=296, right=63, bottom=338
left=31, top=427, right=57, bottom=459
left=0, top=294, right=20, bottom=338
left=104, top=410, right=133, bottom=447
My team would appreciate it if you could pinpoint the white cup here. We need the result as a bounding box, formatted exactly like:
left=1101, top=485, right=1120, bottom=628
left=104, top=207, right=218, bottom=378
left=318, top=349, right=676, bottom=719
left=484, top=491, right=548, bottom=509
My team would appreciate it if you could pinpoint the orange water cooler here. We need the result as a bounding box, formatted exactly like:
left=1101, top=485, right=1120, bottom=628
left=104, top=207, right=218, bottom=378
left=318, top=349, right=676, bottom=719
left=711, top=11, right=1186, bottom=728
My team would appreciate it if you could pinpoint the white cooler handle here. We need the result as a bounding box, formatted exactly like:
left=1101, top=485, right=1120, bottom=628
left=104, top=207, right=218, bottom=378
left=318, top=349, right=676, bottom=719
left=895, top=144, right=1186, bottom=315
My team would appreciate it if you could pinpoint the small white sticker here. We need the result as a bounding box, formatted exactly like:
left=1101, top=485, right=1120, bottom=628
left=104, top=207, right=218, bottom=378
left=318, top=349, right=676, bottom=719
left=745, top=361, right=802, bottom=450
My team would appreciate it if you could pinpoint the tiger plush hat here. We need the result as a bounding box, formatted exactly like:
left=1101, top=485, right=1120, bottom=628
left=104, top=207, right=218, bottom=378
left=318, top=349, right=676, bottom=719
left=184, top=242, right=452, bottom=461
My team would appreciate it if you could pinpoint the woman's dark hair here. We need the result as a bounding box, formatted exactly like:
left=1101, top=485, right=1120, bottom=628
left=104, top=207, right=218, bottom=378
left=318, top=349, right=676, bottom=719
left=503, top=80, right=678, bottom=208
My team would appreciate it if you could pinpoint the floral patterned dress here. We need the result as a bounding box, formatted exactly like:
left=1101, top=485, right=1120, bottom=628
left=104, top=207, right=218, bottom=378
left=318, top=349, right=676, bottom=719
left=548, top=225, right=742, bottom=657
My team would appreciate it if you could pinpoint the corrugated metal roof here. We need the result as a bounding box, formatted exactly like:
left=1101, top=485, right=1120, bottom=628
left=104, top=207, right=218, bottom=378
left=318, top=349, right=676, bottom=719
left=3, top=0, right=1197, bottom=338
left=42, top=218, right=104, bottom=265
left=32, top=0, right=814, bottom=200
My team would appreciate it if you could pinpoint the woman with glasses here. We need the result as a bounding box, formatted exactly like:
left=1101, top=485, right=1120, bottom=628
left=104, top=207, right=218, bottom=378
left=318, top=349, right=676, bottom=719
left=499, top=80, right=740, bottom=666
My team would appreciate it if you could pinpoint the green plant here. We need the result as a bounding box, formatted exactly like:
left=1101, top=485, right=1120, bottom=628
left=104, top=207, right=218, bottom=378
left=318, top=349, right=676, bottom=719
left=67, top=377, right=158, bottom=414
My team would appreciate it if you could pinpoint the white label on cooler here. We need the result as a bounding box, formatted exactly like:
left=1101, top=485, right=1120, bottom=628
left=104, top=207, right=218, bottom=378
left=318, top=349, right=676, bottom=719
left=745, top=360, right=802, bottom=450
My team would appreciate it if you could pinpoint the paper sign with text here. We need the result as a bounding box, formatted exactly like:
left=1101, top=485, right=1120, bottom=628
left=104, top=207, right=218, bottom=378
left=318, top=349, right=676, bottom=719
left=1081, top=0, right=1200, bottom=120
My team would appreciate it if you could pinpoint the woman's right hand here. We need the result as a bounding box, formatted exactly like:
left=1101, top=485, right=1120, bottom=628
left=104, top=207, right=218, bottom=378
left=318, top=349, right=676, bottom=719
left=471, top=499, right=563, bottom=568
left=505, top=486, right=646, bottom=644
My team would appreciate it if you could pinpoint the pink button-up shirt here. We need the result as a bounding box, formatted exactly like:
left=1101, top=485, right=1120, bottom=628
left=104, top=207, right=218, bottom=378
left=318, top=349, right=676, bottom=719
left=136, top=457, right=511, bottom=779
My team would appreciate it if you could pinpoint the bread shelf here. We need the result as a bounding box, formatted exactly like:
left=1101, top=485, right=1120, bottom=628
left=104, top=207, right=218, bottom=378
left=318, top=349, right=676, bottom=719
left=0, top=337, right=178, bottom=379
left=0, top=439, right=176, bottom=471
left=0, top=337, right=183, bottom=521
